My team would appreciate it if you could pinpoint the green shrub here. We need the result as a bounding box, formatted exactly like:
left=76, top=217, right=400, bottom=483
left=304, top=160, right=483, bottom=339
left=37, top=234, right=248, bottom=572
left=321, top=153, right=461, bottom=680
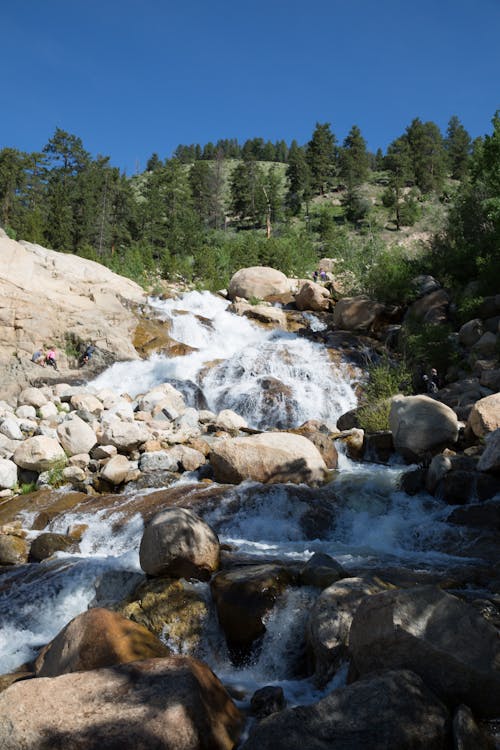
left=357, top=358, right=412, bottom=433
left=20, top=482, right=37, bottom=495
left=45, top=458, right=68, bottom=488
left=400, top=320, right=459, bottom=374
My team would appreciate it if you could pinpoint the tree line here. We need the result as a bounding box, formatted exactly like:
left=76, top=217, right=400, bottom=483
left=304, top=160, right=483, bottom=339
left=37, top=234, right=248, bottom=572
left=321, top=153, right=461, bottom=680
left=0, top=114, right=486, bottom=291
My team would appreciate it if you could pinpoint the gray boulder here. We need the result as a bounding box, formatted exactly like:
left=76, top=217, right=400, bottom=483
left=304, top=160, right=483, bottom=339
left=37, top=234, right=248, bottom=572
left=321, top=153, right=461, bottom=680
left=228, top=266, right=290, bottom=301
left=0, top=458, right=18, bottom=489
left=139, top=507, right=220, bottom=580
left=389, top=394, right=459, bottom=459
left=241, top=669, right=450, bottom=750
left=57, top=414, right=97, bottom=456
left=13, top=436, right=66, bottom=471
left=349, top=586, right=500, bottom=717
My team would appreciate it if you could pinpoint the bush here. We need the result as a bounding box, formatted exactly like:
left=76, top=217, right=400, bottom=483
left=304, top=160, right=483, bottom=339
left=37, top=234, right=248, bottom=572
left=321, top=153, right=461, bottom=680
left=357, top=358, right=412, bottom=432
left=400, top=320, right=459, bottom=375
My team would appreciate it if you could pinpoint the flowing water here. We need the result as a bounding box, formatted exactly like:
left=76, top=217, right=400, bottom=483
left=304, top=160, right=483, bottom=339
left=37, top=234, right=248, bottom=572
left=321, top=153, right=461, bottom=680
left=0, top=291, right=488, bottom=707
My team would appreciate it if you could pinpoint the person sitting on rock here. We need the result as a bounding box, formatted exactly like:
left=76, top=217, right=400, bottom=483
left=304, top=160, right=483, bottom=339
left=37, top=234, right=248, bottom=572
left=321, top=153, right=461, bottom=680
left=80, top=343, right=95, bottom=366
left=45, top=347, right=58, bottom=371
left=423, top=368, right=439, bottom=395
left=31, top=348, right=45, bottom=366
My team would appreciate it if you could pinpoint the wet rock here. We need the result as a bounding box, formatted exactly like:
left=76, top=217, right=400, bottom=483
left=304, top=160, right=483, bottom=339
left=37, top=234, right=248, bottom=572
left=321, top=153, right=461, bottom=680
left=1, top=656, right=243, bottom=750
left=56, top=414, right=97, bottom=455
left=211, top=564, right=294, bottom=659
left=13, top=435, right=66, bottom=471
left=306, top=576, right=388, bottom=687
left=364, top=430, right=394, bottom=462
left=334, top=427, right=364, bottom=460
left=35, top=607, right=170, bottom=677
left=230, top=301, right=287, bottom=327
left=120, top=577, right=209, bottom=654
left=228, top=266, right=290, bottom=302
left=349, top=585, right=500, bottom=717
left=389, top=394, right=459, bottom=460
left=0, top=533, right=29, bottom=564
left=241, top=669, right=450, bottom=750
left=139, top=507, right=219, bottom=580
left=469, top=394, right=500, bottom=438
left=336, top=408, right=360, bottom=430
left=250, top=685, right=286, bottom=719
left=28, top=532, right=74, bottom=561
left=447, top=498, right=500, bottom=529
left=299, top=552, right=347, bottom=588
left=210, top=432, right=328, bottom=485
left=452, top=704, right=495, bottom=750
left=291, top=420, right=338, bottom=469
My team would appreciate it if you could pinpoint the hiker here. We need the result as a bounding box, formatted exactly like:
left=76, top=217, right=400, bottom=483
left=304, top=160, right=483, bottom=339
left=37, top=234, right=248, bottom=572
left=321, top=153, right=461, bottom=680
left=80, top=343, right=95, bottom=366
left=423, top=368, right=439, bottom=395
left=31, top=348, right=45, bottom=366
left=45, top=347, right=58, bottom=371
left=313, top=269, right=319, bottom=282
left=319, top=268, right=327, bottom=281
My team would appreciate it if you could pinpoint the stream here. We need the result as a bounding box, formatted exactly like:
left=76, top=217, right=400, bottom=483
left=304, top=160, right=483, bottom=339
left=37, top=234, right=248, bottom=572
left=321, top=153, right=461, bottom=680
left=0, top=291, right=489, bottom=708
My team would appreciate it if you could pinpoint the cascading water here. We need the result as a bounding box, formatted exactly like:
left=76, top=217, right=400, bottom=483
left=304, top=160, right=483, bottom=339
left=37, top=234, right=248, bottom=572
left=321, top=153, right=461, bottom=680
left=0, top=291, right=485, bottom=707
left=91, top=291, right=357, bottom=428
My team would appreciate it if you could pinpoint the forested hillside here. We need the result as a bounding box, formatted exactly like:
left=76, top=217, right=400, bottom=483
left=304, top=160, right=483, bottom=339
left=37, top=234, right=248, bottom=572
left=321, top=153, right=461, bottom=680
left=0, top=113, right=499, bottom=304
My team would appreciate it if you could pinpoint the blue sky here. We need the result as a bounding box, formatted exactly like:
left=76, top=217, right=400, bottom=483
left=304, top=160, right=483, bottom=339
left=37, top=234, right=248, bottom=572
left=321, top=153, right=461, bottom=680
left=1, top=0, right=499, bottom=173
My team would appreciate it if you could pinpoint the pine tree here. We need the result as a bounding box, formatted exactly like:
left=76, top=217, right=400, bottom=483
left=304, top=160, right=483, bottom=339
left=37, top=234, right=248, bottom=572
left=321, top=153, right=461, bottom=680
left=383, top=136, right=413, bottom=229
left=306, top=123, right=337, bottom=194
left=0, top=148, right=27, bottom=229
left=405, top=118, right=447, bottom=193
left=339, top=125, right=370, bottom=188
left=286, top=141, right=311, bottom=215
left=445, top=115, right=471, bottom=179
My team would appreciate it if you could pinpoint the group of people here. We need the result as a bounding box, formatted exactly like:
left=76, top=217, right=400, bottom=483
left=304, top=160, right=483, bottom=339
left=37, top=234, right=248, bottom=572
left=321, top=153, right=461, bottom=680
left=31, top=343, right=95, bottom=371
left=31, top=347, right=58, bottom=370
left=312, top=268, right=328, bottom=283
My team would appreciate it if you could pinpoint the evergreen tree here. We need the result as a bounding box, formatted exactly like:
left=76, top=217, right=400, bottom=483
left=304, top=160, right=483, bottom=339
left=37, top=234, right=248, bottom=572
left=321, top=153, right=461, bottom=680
left=229, top=160, right=267, bottom=226
left=306, top=122, right=337, bottom=194
left=339, top=125, right=370, bottom=187
left=383, top=136, right=413, bottom=229
left=146, top=153, right=163, bottom=171
left=286, top=141, right=311, bottom=215
left=445, top=115, right=471, bottom=179
left=0, top=148, right=27, bottom=229
left=405, top=118, right=447, bottom=193
left=189, top=160, right=213, bottom=225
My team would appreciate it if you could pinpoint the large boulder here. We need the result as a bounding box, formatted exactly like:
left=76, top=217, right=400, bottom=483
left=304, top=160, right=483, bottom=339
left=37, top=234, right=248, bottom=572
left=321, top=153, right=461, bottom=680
left=349, top=586, right=500, bottom=717
left=0, top=656, right=243, bottom=750
left=136, top=383, right=186, bottom=417
left=13, top=436, right=66, bottom=471
left=332, top=295, right=386, bottom=332
left=211, top=564, right=294, bottom=657
left=209, top=432, right=327, bottom=485
left=241, top=669, right=450, bottom=750
left=228, top=266, right=290, bottom=301
left=35, top=607, right=170, bottom=677
left=458, top=318, right=484, bottom=348
left=389, top=394, right=459, bottom=459
left=229, top=301, right=287, bottom=327
left=56, top=414, right=97, bottom=456
left=294, top=281, right=331, bottom=312
left=306, top=576, right=387, bottom=687
left=139, top=507, right=220, bottom=580
left=100, top=454, right=131, bottom=484
left=405, top=288, right=450, bottom=324
left=468, top=393, right=500, bottom=438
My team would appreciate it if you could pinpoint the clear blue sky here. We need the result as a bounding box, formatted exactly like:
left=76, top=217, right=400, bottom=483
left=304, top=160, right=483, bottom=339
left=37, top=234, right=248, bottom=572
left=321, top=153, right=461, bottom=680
left=1, top=0, right=499, bottom=173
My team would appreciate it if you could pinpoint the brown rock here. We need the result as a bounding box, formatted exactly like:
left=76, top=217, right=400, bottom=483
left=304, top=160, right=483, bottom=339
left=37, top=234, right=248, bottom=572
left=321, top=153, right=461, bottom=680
left=35, top=607, right=170, bottom=677
left=210, top=432, right=327, bottom=485
left=1, top=656, right=243, bottom=750
left=228, top=266, right=290, bottom=301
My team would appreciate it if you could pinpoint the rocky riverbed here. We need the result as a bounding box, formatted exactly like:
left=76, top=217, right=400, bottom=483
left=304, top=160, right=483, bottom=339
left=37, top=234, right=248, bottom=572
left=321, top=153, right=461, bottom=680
left=0, top=252, right=499, bottom=748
